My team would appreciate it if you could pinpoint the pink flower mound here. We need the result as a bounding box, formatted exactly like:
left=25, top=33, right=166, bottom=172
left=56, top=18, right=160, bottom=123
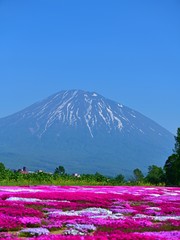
left=0, top=215, right=22, bottom=230
left=0, top=186, right=179, bottom=239
left=19, top=217, right=41, bottom=225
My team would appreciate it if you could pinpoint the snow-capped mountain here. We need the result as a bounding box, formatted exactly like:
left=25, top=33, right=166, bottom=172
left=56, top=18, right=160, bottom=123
left=0, top=90, right=174, bottom=176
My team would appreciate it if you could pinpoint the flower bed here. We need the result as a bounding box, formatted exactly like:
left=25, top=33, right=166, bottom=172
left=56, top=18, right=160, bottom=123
left=0, top=186, right=179, bottom=239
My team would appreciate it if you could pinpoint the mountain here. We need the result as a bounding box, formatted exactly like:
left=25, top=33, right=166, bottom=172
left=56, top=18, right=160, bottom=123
left=0, top=90, right=174, bottom=176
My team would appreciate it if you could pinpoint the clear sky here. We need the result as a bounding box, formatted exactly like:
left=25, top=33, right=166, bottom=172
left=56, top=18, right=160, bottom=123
left=0, top=0, right=179, bottom=134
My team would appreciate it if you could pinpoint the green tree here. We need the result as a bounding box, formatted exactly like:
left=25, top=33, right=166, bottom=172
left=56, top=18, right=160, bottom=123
left=54, top=165, right=66, bottom=176
left=174, top=128, right=180, bottom=155
left=0, top=162, right=7, bottom=180
left=145, top=165, right=165, bottom=185
left=114, top=174, right=125, bottom=184
left=0, top=162, right=6, bottom=172
left=164, top=128, right=180, bottom=186
left=94, top=172, right=107, bottom=182
left=133, top=168, right=144, bottom=182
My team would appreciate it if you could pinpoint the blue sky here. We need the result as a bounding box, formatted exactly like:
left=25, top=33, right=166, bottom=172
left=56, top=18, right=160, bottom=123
left=0, top=0, right=179, bottom=134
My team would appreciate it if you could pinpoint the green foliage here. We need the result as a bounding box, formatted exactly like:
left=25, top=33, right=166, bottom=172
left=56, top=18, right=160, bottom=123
left=164, top=128, right=180, bottom=186
left=0, top=162, right=7, bottom=180
left=174, top=128, right=180, bottom=155
left=114, top=174, right=125, bottom=184
left=0, top=162, right=6, bottom=172
left=0, top=162, right=170, bottom=186
left=54, top=165, right=66, bottom=176
left=145, top=165, right=165, bottom=185
left=133, top=168, right=144, bottom=182
left=94, top=172, right=107, bottom=182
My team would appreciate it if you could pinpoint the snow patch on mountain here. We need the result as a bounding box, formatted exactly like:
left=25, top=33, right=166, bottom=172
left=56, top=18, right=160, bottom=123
left=3, top=90, right=171, bottom=140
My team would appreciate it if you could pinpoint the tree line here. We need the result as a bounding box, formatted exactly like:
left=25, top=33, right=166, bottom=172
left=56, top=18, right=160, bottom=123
left=0, top=128, right=179, bottom=186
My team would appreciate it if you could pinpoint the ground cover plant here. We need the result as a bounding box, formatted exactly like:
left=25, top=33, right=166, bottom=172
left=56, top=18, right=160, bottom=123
left=0, top=186, right=179, bottom=239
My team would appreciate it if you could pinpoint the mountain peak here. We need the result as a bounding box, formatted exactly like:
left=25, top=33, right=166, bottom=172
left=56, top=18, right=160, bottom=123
left=0, top=90, right=174, bottom=176
left=12, top=89, right=126, bottom=138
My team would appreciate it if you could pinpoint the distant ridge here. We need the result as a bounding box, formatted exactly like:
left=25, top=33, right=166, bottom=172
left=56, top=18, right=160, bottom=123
left=0, top=90, right=174, bottom=176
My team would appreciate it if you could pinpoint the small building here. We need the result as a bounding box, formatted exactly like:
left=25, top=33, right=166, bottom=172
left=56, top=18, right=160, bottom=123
left=17, top=166, right=28, bottom=174
left=72, top=173, right=81, bottom=178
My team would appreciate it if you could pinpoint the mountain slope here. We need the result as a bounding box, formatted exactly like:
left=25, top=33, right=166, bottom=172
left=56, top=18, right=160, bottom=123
left=0, top=90, right=174, bottom=176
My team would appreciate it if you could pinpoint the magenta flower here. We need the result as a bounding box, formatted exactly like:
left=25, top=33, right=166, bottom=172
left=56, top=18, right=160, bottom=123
left=0, top=186, right=179, bottom=239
